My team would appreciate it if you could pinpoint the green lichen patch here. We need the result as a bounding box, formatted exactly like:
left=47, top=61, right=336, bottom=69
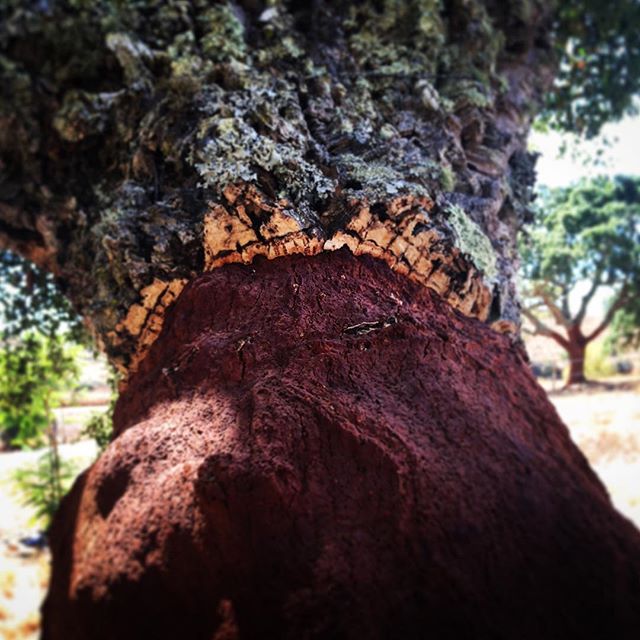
left=337, top=153, right=442, bottom=200
left=345, top=0, right=445, bottom=78
left=445, top=80, right=493, bottom=110
left=445, top=204, right=498, bottom=281
left=199, top=4, right=247, bottom=63
left=53, top=90, right=119, bottom=142
left=439, top=164, right=456, bottom=192
left=191, top=87, right=335, bottom=205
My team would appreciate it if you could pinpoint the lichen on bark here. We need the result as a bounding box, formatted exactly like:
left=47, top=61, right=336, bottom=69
left=0, top=0, right=556, bottom=372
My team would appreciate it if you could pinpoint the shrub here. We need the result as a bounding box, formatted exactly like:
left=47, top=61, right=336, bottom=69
left=13, top=446, right=78, bottom=530
left=584, top=340, right=616, bottom=379
left=0, top=333, right=79, bottom=449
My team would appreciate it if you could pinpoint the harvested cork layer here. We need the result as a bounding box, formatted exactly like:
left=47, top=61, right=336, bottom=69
left=44, top=250, right=640, bottom=639
left=116, top=185, right=496, bottom=377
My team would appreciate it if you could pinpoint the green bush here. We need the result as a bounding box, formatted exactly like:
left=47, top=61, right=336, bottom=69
left=81, top=367, right=118, bottom=453
left=13, top=446, right=78, bottom=530
left=584, top=340, right=616, bottom=379
left=0, top=333, right=80, bottom=449
left=83, top=411, right=113, bottom=453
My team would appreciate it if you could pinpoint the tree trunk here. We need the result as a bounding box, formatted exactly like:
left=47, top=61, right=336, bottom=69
left=1, top=1, right=640, bottom=637
left=567, top=339, right=588, bottom=386
left=43, top=251, right=640, bottom=639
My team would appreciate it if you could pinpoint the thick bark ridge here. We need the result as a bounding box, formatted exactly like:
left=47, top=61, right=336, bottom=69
left=0, top=0, right=555, bottom=373
left=43, top=250, right=640, bottom=639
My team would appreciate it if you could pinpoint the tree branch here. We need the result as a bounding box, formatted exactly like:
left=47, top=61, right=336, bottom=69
left=522, top=307, right=570, bottom=349
left=561, top=288, right=571, bottom=322
left=575, top=269, right=603, bottom=327
left=537, top=288, right=571, bottom=329
left=585, top=285, right=630, bottom=343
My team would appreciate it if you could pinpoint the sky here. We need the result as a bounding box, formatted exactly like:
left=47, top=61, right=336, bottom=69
left=529, top=114, right=639, bottom=188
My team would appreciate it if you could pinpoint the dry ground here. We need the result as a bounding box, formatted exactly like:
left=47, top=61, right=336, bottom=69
left=0, top=381, right=638, bottom=638
left=0, top=441, right=97, bottom=640
left=545, top=377, right=640, bottom=527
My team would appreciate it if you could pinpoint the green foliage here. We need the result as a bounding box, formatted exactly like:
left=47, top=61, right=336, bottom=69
left=0, top=333, right=80, bottom=448
left=544, top=0, right=640, bottom=137
left=83, top=411, right=113, bottom=453
left=0, top=251, right=88, bottom=344
left=13, top=446, right=78, bottom=530
left=521, top=176, right=640, bottom=297
left=82, top=368, right=118, bottom=453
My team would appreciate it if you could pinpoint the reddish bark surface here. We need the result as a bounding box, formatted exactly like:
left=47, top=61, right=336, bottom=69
left=43, top=250, right=640, bottom=639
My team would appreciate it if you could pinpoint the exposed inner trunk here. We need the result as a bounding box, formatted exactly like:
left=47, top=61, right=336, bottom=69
left=43, top=250, right=640, bottom=639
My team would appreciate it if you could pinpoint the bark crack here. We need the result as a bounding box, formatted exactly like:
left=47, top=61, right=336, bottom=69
left=343, top=316, right=397, bottom=336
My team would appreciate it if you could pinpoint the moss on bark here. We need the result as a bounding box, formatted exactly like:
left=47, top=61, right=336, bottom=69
left=0, top=0, right=556, bottom=371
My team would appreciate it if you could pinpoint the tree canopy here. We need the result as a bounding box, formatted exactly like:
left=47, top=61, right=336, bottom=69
left=0, top=250, right=85, bottom=342
left=546, top=0, right=640, bottom=137
left=520, top=175, right=640, bottom=382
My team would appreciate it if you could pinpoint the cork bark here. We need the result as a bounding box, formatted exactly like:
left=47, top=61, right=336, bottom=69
left=1, top=0, right=554, bottom=374
left=43, top=251, right=640, bottom=639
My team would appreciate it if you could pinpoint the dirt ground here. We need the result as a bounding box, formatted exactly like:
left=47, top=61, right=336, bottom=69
left=0, top=381, right=638, bottom=638
left=545, top=377, right=640, bottom=527
left=0, top=441, right=97, bottom=640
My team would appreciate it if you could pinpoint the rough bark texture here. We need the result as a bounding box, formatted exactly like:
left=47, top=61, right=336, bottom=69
left=44, top=250, right=640, bottom=639
left=0, top=0, right=555, bottom=373
left=3, top=2, right=640, bottom=637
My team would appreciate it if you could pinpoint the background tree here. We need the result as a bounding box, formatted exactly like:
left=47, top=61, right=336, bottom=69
left=520, top=175, right=640, bottom=385
left=542, top=0, right=640, bottom=138
left=0, top=251, right=85, bottom=448
left=607, top=275, right=640, bottom=352
left=0, top=250, right=87, bottom=343
left=0, top=331, right=79, bottom=449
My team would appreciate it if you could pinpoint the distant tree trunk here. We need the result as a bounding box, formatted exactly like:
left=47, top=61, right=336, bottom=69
left=1, top=1, right=640, bottom=638
left=567, top=329, right=588, bottom=386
